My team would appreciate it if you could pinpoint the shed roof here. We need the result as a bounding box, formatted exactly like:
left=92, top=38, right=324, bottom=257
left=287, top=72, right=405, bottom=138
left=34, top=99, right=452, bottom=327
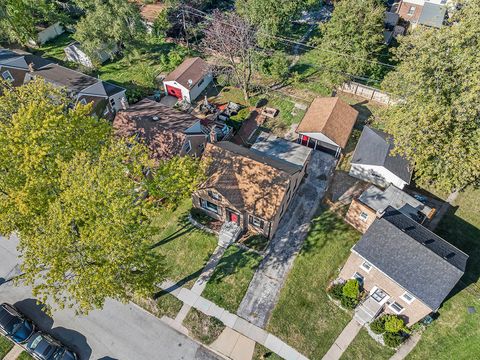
left=140, top=3, right=166, bottom=23
left=296, top=97, right=358, bottom=148
left=164, top=57, right=210, bottom=89
left=351, top=126, right=412, bottom=183
left=201, top=142, right=293, bottom=220
left=353, top=207, right=467, bottom=310
left=418, top=2, right=447, bottom=28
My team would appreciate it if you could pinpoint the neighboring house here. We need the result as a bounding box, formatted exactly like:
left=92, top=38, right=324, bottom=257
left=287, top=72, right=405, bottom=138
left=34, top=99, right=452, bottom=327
left=192, top=136, right=312, bottom=239
left=396, top=0, right=449, bottom=28
left=163, top=57, right=213, bottom=103
left=296, top=97, right=358, bottom=157
left=345, top=184, right=436, bottom=233
left=384, top=11, right=404, bottom=44
left=339, top=207, right=467, bottom=326
left=64, top=42, right=119, bottom=68
left=31, top=22, right=64, bottom=46
left=349, top=126, right=412, bottom=189
left=0, top=48, right=127, bottom=119
left=113, top=98, right=210, bottom=160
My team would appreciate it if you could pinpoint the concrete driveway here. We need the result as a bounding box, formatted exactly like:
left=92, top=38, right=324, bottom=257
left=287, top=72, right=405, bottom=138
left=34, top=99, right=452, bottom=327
left=237, top=151, right=336, bottom=327
left=0, top=236, right=221, bottom=360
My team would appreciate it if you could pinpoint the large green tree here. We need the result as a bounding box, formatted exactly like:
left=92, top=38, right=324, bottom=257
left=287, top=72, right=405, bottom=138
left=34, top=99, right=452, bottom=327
left=0, top=0, right=64, bottom=45
left=236, top=0, right=313, bottom=47
left=20, top=140, right=165, bottom=313
left=73, top=0, right=145, bottom=64
left=310, top=0, right=386, bottom=85
left=381, top=1, right=480, bottom=192
left=0, top=79, right=111, bottom=236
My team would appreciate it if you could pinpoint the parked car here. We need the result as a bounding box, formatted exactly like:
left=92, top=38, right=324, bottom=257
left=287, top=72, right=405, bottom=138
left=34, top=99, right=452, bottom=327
left=0, top=303, right=35, bottom=344
left=26, top=332, right=78, bottom=360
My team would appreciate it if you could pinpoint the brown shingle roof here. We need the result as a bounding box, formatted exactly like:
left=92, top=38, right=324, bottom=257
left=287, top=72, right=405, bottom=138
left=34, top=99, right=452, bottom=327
left=139, top=3, right=166, bottom=23
left=113, top=98, right=200, bottom=160
left=201, top=142, right=291, bottom=221
left=163, top=57, right=210, bottom=89
left=296, top=97, right=358, bottom=149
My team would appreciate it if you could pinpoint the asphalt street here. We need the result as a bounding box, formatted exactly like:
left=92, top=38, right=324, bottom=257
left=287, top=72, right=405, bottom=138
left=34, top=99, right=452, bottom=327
left=0, top=235, right=222, bottom=360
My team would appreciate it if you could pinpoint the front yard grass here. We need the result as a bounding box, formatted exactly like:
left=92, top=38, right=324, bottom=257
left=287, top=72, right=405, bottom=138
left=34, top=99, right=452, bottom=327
left=34, top=32, right=74, bottom=62
left=253, top=343, right=283, bottom=360
left=340, top=328, right=395, bottom=360
left=0, top=335, right=13, bottom=359
left=17, top=351, right=34, bottom=360
left=267, top=209, right=361, bottom=358
left=183, top=308, right=225, bottom=345
left=203, top=245, right=262, bottom=313
left=151, top=198, right=218, bottom=289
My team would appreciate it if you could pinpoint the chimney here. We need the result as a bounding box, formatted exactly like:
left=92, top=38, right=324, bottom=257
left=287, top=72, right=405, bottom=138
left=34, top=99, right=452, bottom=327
left=209, top=127, right=217, bottom=143
left=28, top=62, right=34, bottom=73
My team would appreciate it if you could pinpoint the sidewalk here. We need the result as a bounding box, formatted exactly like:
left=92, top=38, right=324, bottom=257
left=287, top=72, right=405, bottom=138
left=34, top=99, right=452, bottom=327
left=389, top=333, right=421, bottom=360
left=322, top=318, right=362, bottom=360
left=3, top=345, right=23, bottom=360
left=159, top=282, right=308, bottom=360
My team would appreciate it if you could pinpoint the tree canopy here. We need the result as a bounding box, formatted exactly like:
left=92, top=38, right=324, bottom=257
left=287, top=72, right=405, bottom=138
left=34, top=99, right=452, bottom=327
left=73, top=0, right=145, bottom=64
left=381, top=0, right=480, bottom=192
left=310, top=0, right=386, bottom=85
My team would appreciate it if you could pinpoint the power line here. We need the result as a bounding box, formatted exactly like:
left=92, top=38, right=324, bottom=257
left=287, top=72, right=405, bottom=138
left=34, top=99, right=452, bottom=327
left=180, top=4, right=396, bottom=69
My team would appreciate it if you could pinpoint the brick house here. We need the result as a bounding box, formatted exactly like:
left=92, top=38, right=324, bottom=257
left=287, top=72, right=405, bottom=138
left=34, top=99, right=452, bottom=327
left=192, top=135, right=311, bottom=239
left=345, top=184, right=436, bottom=233
left=396, top=0, right=449, bottom=28
left=339, top=207, right=467, bottom=326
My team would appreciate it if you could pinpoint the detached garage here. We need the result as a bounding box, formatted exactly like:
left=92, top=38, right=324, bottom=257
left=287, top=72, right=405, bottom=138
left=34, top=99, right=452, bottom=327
left=295, top=97, right=358, bottom=157
left=163, top=57, right=212, bottom=103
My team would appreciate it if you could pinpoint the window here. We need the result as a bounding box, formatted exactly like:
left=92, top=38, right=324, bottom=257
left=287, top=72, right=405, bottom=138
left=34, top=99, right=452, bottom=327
left=400, top=292, right=415, bottom=304
left=200, top=199, right=219, bottom=214
left=110, top=98, right=116, bottom=107
left=360, top=261, right=372, bottom=272
left=184, top=141, right=192, bottom=154
left=359, top=212, right=369, bottom=222
left=79, top=98, right=88, bottom=105
left=208, top=190, right=221, bottom=201
left=407, top=6, right=416, bottom=16
left=353, top=272, right=364, bottom=285
left=371, top=288, right=388, bottom=303
left=1, top=70, right=13, bottom=82
left=249, top=215, right=265, bottom=229
left=389, top=302, right=404, bottom=314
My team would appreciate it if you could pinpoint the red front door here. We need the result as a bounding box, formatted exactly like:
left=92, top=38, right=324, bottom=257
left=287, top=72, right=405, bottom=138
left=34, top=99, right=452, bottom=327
left=301, top=135, right=309, bottom=146
left=229, top=212, right=239, bottom=223
left=166, top=85, right=183, bottom=99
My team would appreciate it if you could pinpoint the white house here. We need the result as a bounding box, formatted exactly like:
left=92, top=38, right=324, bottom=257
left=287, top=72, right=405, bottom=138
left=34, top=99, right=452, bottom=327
left=295, top=97, right=358, bottom=157
left=64, top=42, right=118, bottom=68
left=30, top=22, right=64, bottom=46
left=349, top=126, right=412, bottom=189
left=162, top=57, right=212, bottom=103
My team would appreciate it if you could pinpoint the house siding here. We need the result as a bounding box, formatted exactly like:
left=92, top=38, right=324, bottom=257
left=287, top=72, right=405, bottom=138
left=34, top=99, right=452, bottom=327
left=339, top=252, right=433, bottom=325
left=0, top=66, right=28, bottom=87
left=349, top=163, right=408, bottom=189
left=345, top=198, right=377, bottom=233
left=163, top=73, right=212, bottom=104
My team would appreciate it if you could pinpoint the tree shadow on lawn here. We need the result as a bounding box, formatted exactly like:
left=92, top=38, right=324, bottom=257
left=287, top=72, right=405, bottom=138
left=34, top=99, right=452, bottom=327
left=153, top=268, right=204, bottom=299
left=149, top=223, right=195, bottom=249
left=437, top=206, right=480, bottom=300
left=207, top=247, right=261, bottom=284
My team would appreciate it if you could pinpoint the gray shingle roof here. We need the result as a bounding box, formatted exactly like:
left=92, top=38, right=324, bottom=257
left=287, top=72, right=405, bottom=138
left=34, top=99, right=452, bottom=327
left=353, top=207, right=467, bottom=310
left=351, top=126, right=412, bottom=183
left=418, top=3, right=447, bottom=28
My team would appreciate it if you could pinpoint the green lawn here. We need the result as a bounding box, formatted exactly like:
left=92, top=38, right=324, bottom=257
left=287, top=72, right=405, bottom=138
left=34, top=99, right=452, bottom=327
left=34, top=32, right=74, bottom=62
left=183, top=308, right=225, bottom=345
left=0, top=335, right=13, bottom=358
left=253, top=343, right=283, bottom=360
left=405, top=186, right=480, bottom=360
left=267, top=209, right=361, bottom=358
left=341, top=329, right=395, bottom=360
left=17, top=351, right=34, bottom=360
left=151, top=198, right=218, bottom=289
left=203, top=245, right=262, bottom=313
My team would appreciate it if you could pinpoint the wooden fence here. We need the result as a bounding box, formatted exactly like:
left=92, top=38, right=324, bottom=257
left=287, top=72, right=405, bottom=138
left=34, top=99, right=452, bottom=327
left=339, top=81, right=398, bottom=105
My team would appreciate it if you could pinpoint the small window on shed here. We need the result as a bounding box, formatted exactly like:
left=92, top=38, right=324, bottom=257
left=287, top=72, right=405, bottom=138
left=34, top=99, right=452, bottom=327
left=1, top=70, right=13, bottom=82
left=359, top=212, right=369, bottom=222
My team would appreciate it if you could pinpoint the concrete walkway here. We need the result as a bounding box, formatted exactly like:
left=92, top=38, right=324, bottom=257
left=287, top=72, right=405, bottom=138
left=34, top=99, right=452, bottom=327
left=160, top=282, right=308, bottom=360
left=237, top=151, right=336, bottom=328
left=389, top=333, right=421, bottom=360
left=428, top=190, right=459, bottom=230
left=322, top=319, right=362, bottom=360
left=3, top=345, right=23, bottom=360
left=211, top=327, right=255, bottom=360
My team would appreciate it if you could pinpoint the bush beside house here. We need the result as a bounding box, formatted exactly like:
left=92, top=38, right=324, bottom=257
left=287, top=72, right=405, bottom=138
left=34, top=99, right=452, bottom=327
left=328, top=279, right=361, bottom=309
left=369, top=314, right=408, bottom=348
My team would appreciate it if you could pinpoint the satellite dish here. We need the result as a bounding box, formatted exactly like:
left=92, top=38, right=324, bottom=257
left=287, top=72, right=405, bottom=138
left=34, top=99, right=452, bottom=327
left=152, top=116, right=159, bottom=121
left=188, top=79, right=193, bottom=88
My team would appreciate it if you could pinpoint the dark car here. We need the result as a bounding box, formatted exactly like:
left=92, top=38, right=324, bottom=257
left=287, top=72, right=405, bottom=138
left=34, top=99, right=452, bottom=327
left=26, top=332, right=78, bottom=360
left=0, top=303, right=35, bottom=344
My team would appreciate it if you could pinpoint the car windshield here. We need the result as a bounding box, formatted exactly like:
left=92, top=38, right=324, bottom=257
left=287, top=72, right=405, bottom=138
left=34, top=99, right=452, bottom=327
left=1, top=315, right=21, bottom=334
left=29, top=334, right=43, bottom=349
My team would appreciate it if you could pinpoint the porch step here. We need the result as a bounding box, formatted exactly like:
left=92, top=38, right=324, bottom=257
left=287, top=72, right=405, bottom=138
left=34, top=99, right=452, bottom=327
left=219, top=222, right=242, bottom=248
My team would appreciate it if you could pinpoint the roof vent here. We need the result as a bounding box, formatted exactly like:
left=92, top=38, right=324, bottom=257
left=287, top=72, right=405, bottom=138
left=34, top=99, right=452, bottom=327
left=188, top=79, right=193, bottom=88
left=444, top=252, right=456, bottom=260
left=152, top=116, right=159, bottom=121
left=423, top=239, right=435, bottom=245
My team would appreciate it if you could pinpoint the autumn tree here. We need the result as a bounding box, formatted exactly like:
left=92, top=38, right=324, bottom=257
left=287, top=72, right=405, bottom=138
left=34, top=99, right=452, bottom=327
left=203, top=11, right=257, bottom=101
left=73, top=0, right=145, bottom=63
left=0, top=79, right=111, bottom=236
left=20, top=140, right=165, bottom=313
left=311, top=0, right=386, bottom=85
left=0, top=0, right=65, bottom=45
left=380, top=1, right=480, bottom=192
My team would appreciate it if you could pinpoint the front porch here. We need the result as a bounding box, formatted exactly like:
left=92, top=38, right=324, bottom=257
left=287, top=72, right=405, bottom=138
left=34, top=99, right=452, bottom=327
left=297, top=133, right=342, bottom=157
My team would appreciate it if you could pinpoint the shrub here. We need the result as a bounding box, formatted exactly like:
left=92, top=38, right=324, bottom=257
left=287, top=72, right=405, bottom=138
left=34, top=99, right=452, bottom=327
left=342, top=279, right=360, bottom=299
left=329, top=283, right=344, bottom=301
left=370, top=317, right=386, bottom=334
left=383, top=331, right=405, bottom=348
left=341, top=295, right=359, bottom=309
left=230, top=108, right=251, bottom=122
left=384, top=314, right=405, bottom=333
